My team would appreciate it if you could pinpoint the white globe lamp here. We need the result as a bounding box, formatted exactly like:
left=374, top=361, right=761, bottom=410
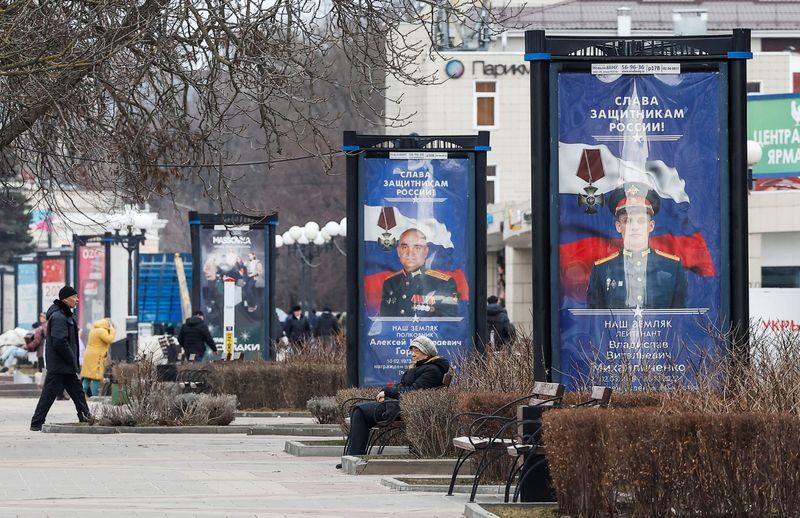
left=304, top=221, right=320, bottom=241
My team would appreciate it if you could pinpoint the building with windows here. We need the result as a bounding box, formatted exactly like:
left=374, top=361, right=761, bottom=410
left=386, top=1, right=800, bottom=330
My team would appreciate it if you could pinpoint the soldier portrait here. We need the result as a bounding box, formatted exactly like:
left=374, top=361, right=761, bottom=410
left=586, top=183, right=688, bottom=309
left=380, top=228, right=459, bottom=317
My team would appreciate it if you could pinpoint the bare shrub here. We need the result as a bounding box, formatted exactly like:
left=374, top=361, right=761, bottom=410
left=307, top=396, right=339, bottom=425
left=280, top=364, right=347, bottom=409
left=401, top=388, right=460, bottom=458
left=454, top=333, right=537, bottom=393
left=279, top=333, right=346, bottom=366
left=96, top=360, right=237, bottom=427
left=545, top=408, right=800, bottom=516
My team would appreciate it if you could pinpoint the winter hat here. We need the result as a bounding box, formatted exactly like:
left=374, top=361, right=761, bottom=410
left=58, top=286, right=78, bottom=300
left=409, top=335, right=437, bottom=357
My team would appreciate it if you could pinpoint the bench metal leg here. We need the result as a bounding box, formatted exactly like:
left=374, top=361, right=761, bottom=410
left=447, top=449, right=474, bottom=496
left=513, top=455, right=548, bottom=503
left=469, top=449, right=506, bottom=503
left=504, top=454, right=523, bottom=503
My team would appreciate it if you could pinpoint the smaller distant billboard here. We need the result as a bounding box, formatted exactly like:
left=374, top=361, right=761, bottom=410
left=748, top=93, right=800, bottom=190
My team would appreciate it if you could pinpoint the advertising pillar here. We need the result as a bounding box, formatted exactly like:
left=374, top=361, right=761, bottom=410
left=189, top=212, right=278, bottom=360
left=526, top=30, right=751, bottom=391
left=345, top=133, right=489, bottom=387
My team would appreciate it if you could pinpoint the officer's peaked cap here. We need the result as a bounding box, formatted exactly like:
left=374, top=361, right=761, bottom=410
left=607, top=182, right=661, bottom=217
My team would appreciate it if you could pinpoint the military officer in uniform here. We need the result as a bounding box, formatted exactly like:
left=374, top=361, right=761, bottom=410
left=586, top=183, right=688, bottom=309
left=380, top=228, right=459, bottom=317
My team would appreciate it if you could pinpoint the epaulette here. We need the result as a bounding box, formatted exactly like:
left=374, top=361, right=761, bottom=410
left=425, top=269, right=452, bottom=281
left=654, top=249, right=681, bottom=262
left=594, top=252, right=620, bottom=266
left=386, top=270, right=404, bottom=280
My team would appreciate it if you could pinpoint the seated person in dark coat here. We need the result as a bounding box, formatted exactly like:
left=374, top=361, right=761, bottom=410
left=343, top=335, right=450, bottom=458
left=587, top=183, right=688, bottom=309
left=380, top=228, right=459, bottom=318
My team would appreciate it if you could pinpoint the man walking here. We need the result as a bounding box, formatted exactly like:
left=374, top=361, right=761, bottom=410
left=178, top=310, right=218, bottom=361
left=30, top=287, right=91, bottom=431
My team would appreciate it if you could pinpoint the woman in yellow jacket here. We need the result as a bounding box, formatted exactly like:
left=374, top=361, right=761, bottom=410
left=80, top=318, right=116, bottom=397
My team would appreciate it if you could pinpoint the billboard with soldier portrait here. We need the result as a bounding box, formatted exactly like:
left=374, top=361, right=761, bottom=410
left=359, top=153, right=475, bottom=386
left=556, top=71, right=726, bottom=389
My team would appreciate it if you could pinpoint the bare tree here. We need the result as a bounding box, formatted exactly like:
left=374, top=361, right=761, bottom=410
left=0, top=0, right=515, bottom=213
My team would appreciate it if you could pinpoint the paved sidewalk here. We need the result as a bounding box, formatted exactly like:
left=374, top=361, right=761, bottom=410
left=0, top=398, right=484, bottom=517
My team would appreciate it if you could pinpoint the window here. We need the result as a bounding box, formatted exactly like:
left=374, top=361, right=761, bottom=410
left=762, top=266, right=800, bottom=288
left=747, top=81, right=762, bottom=94
left=486, top=165, right=497, bottom=204
left=474, top=81, right=497, bottom=129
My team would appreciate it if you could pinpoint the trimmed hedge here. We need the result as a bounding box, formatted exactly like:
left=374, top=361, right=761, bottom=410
left=544, top=408, right=800, bottom=517
left=205, top=362, right=346, bottom=410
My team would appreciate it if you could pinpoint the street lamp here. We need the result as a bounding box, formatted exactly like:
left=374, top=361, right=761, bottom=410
left=276, top=218, right=346, bottom=311
left=108, top=209, right=150, bottom=360
left=747, top=140, right=763, bottom=191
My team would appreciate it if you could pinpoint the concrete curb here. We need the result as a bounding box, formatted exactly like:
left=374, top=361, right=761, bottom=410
left=235, top=411, right=312, bottom=418
left=42, top=423, right=338, bottom=435
left=464, top=503, right=500, bottom=518
left=464, top=503, right=559, bottom=518
left=248, top=425, right=341, bottom=437
left=284, top=440, right=408, bottom=457
left=381, top=477, right=503, bottom=494
left=42, top=424, right=254, bottom=434
left=341, top=455, right=474, bottom=476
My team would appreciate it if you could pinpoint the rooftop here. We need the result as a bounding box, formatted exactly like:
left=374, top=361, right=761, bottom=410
left=511, top=0, right=800, bottom=31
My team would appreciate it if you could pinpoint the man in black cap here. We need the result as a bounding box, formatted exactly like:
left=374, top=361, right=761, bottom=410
left=282, top=305, right=311, bottom=347
left=30, top=286, right=92, bottom=431
left=380, top=228, right=459, bottom=318
left=586, top=183, right=688, bottom=309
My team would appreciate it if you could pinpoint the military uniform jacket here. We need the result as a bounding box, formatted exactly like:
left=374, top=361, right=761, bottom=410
left=380, top=268, right=459, bottom=317
left=586, top=249, right=688, bottom=309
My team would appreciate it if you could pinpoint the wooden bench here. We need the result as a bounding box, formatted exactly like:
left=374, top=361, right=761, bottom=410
left=503, top=385, right=612, bottom=502
left=447, top=381, right=565, bottom=502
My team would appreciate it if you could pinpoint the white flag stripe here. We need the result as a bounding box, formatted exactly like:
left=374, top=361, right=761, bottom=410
left=363, top=205, right=455, bottom=248
left=558, top=142, right=690, bottom=203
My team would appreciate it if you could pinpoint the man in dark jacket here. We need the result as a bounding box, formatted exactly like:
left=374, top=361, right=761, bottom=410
left=177, top=310, right=218, bottom=361
left=313, top=307, right=340, bottom=347
left=344, top=335, right=450, bottom=457
left=30, top=286, right=92, bottom=431
left=282, top=305, right=311, bottom=347
left=487, top=295, right=514, bottom=347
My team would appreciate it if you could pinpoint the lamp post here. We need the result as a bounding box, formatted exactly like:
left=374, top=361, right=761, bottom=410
left=108, top=210, right=151, bottom=360
left=276, top=218, right=346, bottom=311
left=747, top=140, right=763, bottom=191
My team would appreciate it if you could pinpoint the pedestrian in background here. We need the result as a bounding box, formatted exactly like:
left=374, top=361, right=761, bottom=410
left=282, top=305, right=311, bottom=349
left=178, top=310, right=218, bottom=362
left=31, top=312, right=47, bottom=372
left=314, top=307, right=340, bottom=348
left=80, top=318, right=116, bottom=397
left=487, top=295, right=514, bottom=347
left=30, top=286, right=91, bottom=431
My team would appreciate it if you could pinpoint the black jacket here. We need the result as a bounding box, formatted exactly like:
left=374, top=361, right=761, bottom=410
left=383, top=355, right=450, bottom=400
left=283, top=315, right=311, bottom=342
left=487, top=303, right=513, bottom=345
left=178, top=317, right=217, bottom=355
left=44, top=300, right=80, bottom=374
left=314, top=311, right=340, bottom=337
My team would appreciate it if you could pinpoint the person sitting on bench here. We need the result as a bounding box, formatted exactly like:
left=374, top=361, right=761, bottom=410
left=345, top=335, right=450, bottom=457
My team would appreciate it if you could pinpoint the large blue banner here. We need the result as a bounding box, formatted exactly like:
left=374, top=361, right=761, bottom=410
left=359, top=154, right=475, bottom=386
left=556, top=72, right=726, bottom=389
